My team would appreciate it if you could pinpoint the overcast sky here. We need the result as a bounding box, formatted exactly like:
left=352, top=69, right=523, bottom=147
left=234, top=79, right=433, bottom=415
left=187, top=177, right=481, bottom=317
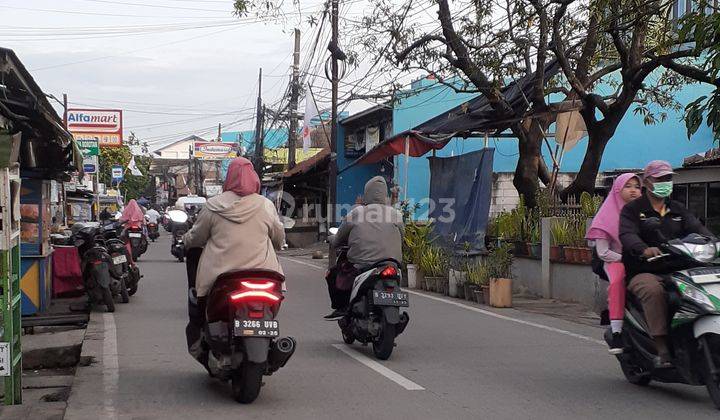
left=1, top=0, right=369, bottom=151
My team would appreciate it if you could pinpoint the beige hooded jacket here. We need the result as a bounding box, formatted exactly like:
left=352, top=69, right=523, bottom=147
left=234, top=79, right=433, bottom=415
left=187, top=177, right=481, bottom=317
left=183, top=191, right=285, bottom=297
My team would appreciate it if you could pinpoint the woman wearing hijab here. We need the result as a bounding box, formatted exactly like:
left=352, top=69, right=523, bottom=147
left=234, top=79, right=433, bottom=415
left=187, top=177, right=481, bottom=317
left=120, top=199, right=145, bottom=226
left=586, top=173, right=642, bottom=354
left=183, top=157, right=285, bottom=299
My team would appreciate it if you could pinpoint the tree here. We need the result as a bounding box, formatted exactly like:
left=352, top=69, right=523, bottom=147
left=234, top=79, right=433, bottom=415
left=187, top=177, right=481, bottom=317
left=98, top=140, right=152, bottom=201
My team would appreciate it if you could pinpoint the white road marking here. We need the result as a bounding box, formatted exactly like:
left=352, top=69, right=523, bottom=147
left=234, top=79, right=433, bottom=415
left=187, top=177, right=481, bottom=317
left=282, top=256, right=604, bottom=346
left=103, top=312, right=119, bottom=420
left=332, top=344, right=425, bottom=391
left=405, top=290, right=605, bottom=346
left=282, top=256, right=327, bottom=270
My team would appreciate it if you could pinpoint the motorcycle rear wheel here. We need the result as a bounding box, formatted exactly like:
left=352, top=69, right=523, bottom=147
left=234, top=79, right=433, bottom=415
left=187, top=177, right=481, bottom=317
left=119, top=278, right=130, bottom=303
left=372, top=321, right=395, bottom=360
left=618, top=353, right=651, bottom=386
left=341, top=328, right=355, bottom=345
left=701, top=337, right=720, bottom=410
left=102, top=288, right=115, bottom=312
left=231, top=362, right=264, bottom=404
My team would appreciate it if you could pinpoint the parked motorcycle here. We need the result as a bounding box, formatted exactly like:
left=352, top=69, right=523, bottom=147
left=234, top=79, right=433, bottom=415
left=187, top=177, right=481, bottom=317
left=187, top=249, right=296, bottom=403
left=169, top=210, right=189, bottom=262
left=122, top=221, right=148, bottom=261
left=102, top=224, right=142, bottom=297
left=147, top=222, right=160, bottom=242
left=606, top=231, right=720, bottom=409
left=327, top=228, right=410, bottom=360
left=70, top=223, right=122, bottom=312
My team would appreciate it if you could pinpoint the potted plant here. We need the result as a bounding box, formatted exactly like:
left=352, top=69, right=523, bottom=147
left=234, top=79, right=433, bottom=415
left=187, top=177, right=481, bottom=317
left=419, top=246, right=447, bottom=293
left=487, top=244, right=513, bottom=308
left=549, top=219, right=569, bottom=262
left=528, top=218, right=541, bottom=259
left=465, top=261, right=486, bottom=302
left=403, top=221, right=433, bottom=288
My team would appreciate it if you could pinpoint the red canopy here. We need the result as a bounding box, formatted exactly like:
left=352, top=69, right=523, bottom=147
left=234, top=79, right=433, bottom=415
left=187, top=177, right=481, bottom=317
left=350, top=131, right=454, bottom=166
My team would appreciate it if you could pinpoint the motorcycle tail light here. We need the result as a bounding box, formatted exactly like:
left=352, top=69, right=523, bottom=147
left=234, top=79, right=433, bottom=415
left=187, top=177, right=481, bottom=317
left=230, top=290, right=280, bottom=302
left=380, top=266, right=398, bottom=278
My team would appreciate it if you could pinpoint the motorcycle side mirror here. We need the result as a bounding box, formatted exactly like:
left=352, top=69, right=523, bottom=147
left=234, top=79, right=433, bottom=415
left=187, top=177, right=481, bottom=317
left=328, top=227, right=339, bottom=235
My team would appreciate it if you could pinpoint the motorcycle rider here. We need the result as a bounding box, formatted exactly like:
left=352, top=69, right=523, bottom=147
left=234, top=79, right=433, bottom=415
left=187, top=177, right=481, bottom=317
left=325, top=176, right=404, bottom=320
left=182, top=157, right=285, bottom=365
left=619, top=160, right=713, bottom=368
left=145, top=206, right=161, bottom=225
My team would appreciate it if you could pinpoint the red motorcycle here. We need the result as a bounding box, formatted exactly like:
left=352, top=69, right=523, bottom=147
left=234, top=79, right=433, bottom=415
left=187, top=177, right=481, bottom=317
left=121, top=222, right=148, bottom=261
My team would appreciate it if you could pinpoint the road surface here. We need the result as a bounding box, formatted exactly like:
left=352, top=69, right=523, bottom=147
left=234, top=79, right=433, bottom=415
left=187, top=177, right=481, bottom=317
left=64, top=233, right=720, bottom=419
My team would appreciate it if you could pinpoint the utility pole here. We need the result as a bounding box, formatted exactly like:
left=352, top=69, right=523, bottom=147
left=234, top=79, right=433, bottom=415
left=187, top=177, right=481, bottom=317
left=288, top=28, right=301, bottom=169
left=253, top=68, right=265, bottom=179
left=62, top=93, right=68, bottom=127
left=329, top=0, right=339, bottom=225
left=217, top=123, right=222, bottom=141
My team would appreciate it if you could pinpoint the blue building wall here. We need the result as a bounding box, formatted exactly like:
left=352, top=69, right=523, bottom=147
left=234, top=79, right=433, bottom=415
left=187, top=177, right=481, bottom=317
left=393, top=77, right=716, bottom=217
left=222, top=128, right=288, bottom=151
left=336, top=121, right=386, bottom=219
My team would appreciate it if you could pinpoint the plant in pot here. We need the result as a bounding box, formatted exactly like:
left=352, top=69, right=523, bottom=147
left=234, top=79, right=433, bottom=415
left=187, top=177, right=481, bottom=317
left=419, top=246, right=447, bottom=293
left=403, top=221, right=433, bottom=288
left=550, top=219, right=570, bottom=262
left=487, top=244, right=513, bottom=308
left=527, top=217, right=541, bottom=259
left=464, top=261, right=485, bottom=302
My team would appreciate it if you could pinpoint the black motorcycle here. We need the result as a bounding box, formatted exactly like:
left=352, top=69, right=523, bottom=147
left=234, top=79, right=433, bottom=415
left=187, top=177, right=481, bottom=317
left=147, top=222, right=160, bottom=242
left=327, top=243, right=410, bottom=360
left=102, top=224, right=142, bottom=297
left=169, top=210, right=189, bottom=262
left=71, top=224, right=120, bottom=312
left=186, top=249, right=296, bottom=403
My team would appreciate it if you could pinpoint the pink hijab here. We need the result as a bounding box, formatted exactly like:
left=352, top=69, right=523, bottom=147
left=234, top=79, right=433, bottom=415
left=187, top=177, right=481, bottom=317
left=223, top=157, right=261, bottom=196
left=120, top=199, right=144, bottom=224
left=586, top=173, right=640, bottom=249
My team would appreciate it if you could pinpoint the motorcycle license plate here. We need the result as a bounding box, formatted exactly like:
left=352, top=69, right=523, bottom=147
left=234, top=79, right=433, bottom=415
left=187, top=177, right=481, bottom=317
left=112, top=255, right=127, bottom=265
left=233, top=319, right=280, bottom=338
left=372, top=290, right=409, bottom=307
left=129, top=233, right=142, bottom=238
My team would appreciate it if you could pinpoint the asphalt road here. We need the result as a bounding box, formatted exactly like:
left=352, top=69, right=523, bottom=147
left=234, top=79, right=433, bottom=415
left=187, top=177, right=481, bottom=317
left=65, top=233, right=720, bottom=419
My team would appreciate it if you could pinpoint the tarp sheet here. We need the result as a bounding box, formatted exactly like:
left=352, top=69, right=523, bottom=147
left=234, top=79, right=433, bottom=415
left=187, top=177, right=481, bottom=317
left=428, top=148, right=494, bottom=250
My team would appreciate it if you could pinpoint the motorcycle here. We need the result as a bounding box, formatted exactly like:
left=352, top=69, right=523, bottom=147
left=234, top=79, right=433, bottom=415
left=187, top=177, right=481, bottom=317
left=187, top=249, right=296, bottom=403
left=327, top=228, right=410, bottom=360
left=122, top=222, right=148, bottom=261
left=102, top=224, right=142, bottom=297
left=169, top=210, right=189, bottom=262
left=70, top=224, right=122, bottom=312
left=606, top=230, right=720, bottom=409
left=147, top=221, right=160, bottom=242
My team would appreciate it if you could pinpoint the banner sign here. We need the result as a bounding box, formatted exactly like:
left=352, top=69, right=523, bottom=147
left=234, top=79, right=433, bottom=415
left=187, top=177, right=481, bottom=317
left=111, top=165, right=124, bottom=182
left=83, top=155, right=98, bottom=174
left=67, top=109, right=123, bottom=147
left=193, top=141, right=235, bottom=160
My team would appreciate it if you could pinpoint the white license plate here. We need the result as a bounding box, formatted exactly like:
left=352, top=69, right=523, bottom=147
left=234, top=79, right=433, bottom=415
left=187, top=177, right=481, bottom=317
left=233, top=319, right=280, bottom=337
left=112, top=255, right=127, bottom=265
left=129, top=233, right=142, bottom=238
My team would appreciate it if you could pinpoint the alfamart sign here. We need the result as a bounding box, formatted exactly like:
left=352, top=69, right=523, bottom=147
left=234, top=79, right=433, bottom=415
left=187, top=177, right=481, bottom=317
left=67, top=109, right=123, bottom=147
left=194, top=141, right=235, bottom=160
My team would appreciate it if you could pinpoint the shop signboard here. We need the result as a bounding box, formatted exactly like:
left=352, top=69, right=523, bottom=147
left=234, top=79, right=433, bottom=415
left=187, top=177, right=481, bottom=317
left=193, top=141, right=235, bottom=160
left=83, top=155, right=98, bottom=174
left=111, top=165, right=124, bottom=182
left=67, top=109, right=123, bottom=147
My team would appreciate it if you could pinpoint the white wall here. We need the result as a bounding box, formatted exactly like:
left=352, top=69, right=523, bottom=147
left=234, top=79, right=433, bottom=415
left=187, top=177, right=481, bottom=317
left=490, top=172, right=577, bottom=216
left=155, top=140, right=193, bottom=160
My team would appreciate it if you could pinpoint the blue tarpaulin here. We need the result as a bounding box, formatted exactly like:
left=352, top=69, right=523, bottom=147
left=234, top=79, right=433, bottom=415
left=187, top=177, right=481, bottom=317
left=428, top=148, right=494, bottom=251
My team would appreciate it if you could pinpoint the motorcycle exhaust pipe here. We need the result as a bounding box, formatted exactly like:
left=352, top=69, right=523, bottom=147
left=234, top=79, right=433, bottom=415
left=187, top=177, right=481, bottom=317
left=267, top=336, right=296, bottom=372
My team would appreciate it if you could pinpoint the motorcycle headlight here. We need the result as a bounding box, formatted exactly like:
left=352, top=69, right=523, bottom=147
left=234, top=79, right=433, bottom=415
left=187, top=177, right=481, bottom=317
left=676, top=281, right=717, bottom=311
left=686, top=242, right=717, bottom=263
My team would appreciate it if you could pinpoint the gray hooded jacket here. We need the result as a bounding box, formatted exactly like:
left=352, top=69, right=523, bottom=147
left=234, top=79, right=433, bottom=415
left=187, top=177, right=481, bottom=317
left=332, top=176, right=404, bottom=267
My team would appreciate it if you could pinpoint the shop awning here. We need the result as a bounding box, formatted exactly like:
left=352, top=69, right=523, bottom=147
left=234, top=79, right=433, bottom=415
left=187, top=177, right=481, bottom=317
left=348, top=60, right=559, bottom=167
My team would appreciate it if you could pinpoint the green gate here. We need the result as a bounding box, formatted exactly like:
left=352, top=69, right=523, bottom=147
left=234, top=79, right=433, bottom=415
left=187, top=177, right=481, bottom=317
left=0, top=167, right=22, bottom=405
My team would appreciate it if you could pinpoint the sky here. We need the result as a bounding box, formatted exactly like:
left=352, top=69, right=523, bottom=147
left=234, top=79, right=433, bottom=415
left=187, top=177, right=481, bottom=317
left=0, top=0, right=371, bottom=152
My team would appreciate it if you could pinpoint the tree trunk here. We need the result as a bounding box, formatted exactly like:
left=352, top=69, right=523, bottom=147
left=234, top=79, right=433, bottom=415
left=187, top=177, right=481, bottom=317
left=559, top=126, right=613, bottom=201
left=512, top=122, right=545, bottom=209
